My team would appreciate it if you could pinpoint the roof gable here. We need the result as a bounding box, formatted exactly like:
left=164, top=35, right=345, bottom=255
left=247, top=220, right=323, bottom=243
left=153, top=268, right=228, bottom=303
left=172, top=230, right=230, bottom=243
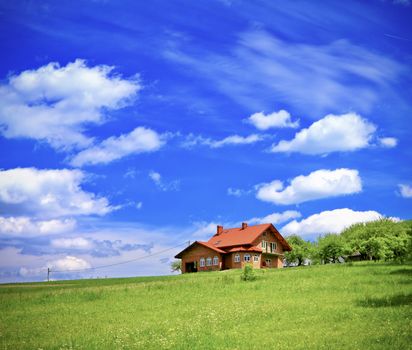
left=264, top=225, right=292, bottom=251
left=207, top=223, right=270, bottom=248
left=175, top=223, right=291, bottom=259
left=208, top=223, right=292, bottom=251
left=174, top=241, right=226, bottom=259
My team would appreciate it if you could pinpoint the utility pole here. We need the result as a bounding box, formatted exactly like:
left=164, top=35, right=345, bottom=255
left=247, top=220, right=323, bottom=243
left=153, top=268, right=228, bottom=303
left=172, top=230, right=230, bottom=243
left=47, top=268, right=50, bottom=282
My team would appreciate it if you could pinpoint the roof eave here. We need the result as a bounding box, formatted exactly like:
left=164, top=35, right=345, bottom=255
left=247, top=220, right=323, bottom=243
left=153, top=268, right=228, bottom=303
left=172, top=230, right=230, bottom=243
left=174, top=241, right=226, bottom=259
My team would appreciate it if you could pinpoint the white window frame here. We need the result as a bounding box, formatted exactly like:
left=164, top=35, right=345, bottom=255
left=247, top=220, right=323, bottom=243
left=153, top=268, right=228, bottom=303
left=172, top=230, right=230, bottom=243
left=253, top=255, right=259, bottom=262
left=262, top=240, right=267, bottom=249
left=234, top=254, right=240, bottom=263
left=270, top=242, right=277, bottom=253
left=244, top=254, right=251, bottom=262
left=206, top=257, right=212, bottom=266
left=265, top=259, right=271, bottom=266
left=213, top=256, right=219, bottom=266
left=200, top=258, right=205, bottom=267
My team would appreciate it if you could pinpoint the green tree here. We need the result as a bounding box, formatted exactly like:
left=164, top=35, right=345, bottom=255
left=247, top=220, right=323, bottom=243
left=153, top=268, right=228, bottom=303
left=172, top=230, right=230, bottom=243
left=341, top=219, right=412, bottom=262
left=284, top=235, right=312, bottom=266
left=359, top=236, right=390, bottom=261
left=317, top=234, right=348, bottom=263
left=170, top=260, right=181, bottom=273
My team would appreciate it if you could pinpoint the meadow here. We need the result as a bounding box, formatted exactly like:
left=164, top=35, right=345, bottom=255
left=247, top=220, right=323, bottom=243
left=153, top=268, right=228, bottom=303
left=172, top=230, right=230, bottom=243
left=0, top=262, right=411, bottom=349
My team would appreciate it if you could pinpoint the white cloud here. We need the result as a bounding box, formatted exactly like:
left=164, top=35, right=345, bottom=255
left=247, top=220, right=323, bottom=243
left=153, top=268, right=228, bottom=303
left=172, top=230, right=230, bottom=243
left=48, top=256, right=91, bottom=272
left=165, top=30, right=403, bottom=116
left=227, top=188, right=249, bottom=197
left=51, top=237, right=93, bottom=250
left=189, top=212, right=300, bottom=240
left=247, top=109, right=299, bottom=130
left=379, top=137, right=398, bottom=148
left=124, top=168, right=139, bottom=179
left=281, top=208, right=384, bottom=236
left=398, top=184, right=412, bottom=198
left=148, top=171, right=180, bottom=191
left=0, top=222, right=203, bottom=282
left=149, top=171, right=162, bottom=184
left=191, top=221, right=220, bottom=239
left=19, top=266, right=47, bottom=277
left=211, top=134, right=264, bottom=148
left=248, top=210, right=301, bottom=225
left=256, top=168, right=362, bottom=205
left=19, top=255, right=91, bottom=277
left=182, top=133, right=264, bottom=148
left=0, top=59, right=140, bottom=150
left=70, top=127, right=164, bottom=167
left=0, top=168, right=112, bottom=217
left=271, top=113, right=377, bottom=154
left=0, top=216, right=76, bottom=236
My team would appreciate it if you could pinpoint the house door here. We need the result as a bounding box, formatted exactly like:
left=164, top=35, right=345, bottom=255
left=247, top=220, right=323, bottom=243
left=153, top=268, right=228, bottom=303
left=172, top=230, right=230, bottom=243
left=185, top=262, right=197, bottom=273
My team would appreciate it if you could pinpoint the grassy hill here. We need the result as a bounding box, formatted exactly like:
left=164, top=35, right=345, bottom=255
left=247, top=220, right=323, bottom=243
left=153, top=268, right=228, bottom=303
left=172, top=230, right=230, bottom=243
left=0, top=262, right=411, bottom=349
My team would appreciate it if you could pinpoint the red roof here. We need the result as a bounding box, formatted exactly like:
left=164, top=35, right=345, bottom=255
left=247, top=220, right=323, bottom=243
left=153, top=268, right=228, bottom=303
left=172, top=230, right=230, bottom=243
left=174, top=240, right=226, bottom=258
left=175, top=223, right=291, bottom=259
left=207, top=223, right=292, bottom=250
left=225, top=246, right=263, bottom=253
left=198, top=241, right=226, bottom=254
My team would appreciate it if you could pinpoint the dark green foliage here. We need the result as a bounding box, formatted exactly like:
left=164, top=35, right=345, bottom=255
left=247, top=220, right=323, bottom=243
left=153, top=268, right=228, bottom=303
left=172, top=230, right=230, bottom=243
left=240, top=264, right=256, bottom=281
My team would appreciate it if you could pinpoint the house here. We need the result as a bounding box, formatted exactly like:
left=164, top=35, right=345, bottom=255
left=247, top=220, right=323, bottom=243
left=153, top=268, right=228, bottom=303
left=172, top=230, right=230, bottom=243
left=175, top=222, right=292, bottom=273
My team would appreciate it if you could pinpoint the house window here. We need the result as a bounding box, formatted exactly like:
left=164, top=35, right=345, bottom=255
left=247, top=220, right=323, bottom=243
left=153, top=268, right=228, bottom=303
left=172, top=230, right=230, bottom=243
left=244, top=254, right=251, bottom=262
left=206, top=257, right=212, bottom=266
left=200, top=258, right=205, bottom=267
left=213, top=256, right=219, bottom=265
left=253, top=255, right=259, bottom=262
left=234, top=254, right=240, bottom=263
left=262, top=240, right=267, bottom=249
left=270, top=242, right=277, bottom=252
left=265, top=259, right=271, bottom=266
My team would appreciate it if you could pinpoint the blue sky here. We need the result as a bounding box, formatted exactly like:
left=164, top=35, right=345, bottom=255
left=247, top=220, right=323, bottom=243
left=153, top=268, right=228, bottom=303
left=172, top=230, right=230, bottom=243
left=0, top=0, right=411, bottom=282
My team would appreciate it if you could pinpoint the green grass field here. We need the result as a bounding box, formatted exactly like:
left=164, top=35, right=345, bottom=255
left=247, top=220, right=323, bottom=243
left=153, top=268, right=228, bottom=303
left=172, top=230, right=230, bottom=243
left=0, top=262, right=411, bottom=349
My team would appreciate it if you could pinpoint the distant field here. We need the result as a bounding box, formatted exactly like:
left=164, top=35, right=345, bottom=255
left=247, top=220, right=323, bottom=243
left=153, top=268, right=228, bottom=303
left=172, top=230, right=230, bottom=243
left=0, top=262, right=411, bottom=349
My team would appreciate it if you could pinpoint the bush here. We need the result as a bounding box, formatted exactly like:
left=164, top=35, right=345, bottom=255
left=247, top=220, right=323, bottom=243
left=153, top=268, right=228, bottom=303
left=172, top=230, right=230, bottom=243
left=241, top=264, right=256, bottom=281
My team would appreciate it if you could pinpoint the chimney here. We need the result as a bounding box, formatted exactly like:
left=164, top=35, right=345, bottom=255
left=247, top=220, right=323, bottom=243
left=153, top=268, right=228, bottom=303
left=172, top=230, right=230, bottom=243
left=242, top=222, right=248, bottom=230
left=217, top=225, right=223, bottom=235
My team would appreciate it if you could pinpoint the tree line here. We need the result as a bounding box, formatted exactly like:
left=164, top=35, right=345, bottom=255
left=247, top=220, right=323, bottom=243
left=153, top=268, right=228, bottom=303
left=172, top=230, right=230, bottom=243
left=284, top=219, right=412, bottom=266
